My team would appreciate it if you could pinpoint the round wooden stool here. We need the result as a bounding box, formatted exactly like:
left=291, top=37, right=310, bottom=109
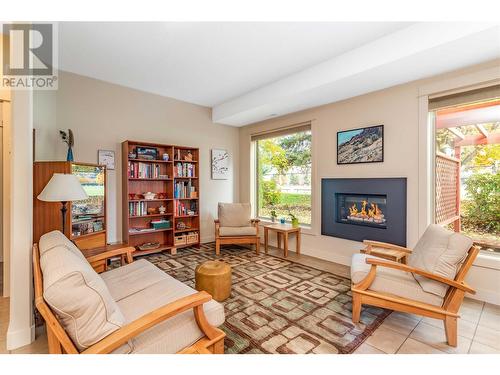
left=195, top=261, right=232, bottom=302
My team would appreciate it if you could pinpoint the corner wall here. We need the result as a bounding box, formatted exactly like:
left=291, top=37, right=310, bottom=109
left=33, top=71, right=240, bottom=244
left=238, top=59, right=500, bottom=304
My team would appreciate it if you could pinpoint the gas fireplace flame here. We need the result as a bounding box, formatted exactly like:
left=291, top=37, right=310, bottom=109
left=347, top=200, right=386, bottom=224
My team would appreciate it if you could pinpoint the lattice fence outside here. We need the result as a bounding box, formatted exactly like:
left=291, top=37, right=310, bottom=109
left=435, top=153, right=460, bottom=226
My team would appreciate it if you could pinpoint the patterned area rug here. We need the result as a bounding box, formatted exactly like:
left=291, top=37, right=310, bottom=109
left=136, top=243, right=390, bottom=354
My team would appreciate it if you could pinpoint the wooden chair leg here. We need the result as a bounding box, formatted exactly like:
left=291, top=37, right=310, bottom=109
left=255, top=239, right=260, bottom=255
left=47, top=326, right=63, bottom=354
left=215, top=239, right=220, bottom=256
left=444, top=316, right=458, bottom=347
left=352, top=292, right=361, bottom=323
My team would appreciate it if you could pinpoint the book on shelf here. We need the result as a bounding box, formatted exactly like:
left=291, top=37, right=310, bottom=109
left=174, top=200, right=198, bottom=216
left=128, top=161, right=163, bottom=179
left=129, top=201, right=148, bottom=216
left=129, top=227, right=156, bottom=233
left=174, top=162, right=195, bottom=177
left=174, top=180, right=196, bottom=198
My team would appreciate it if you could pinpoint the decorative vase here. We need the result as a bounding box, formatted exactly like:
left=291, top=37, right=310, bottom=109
left=271, top=216, right=276, bottom=223
left=66, top=147, right=74, bottom=162
left=280, top=218, right=286, bottom=224
left=291, top=218, right=299, bottom=228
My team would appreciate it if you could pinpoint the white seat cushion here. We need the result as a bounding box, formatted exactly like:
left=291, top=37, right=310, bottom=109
left=218, top=202, right=251, bottom=227
left=351, top=254, right=443, bottom=306
left=115, top=263, right=225, bottom=354
left=219, top=226, right=257, bottom=237
left=101, top=259, right=167, bottom=302
left=39, top=232, right=127, bottom=351
left=409, top=224, right=473, bottom=297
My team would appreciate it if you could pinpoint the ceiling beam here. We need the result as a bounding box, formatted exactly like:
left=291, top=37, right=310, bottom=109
left=448, top=127, right=466, bottom=140
left=454, top=133, right=500, bottom=147
left=476, top=124, right=489, bottom=137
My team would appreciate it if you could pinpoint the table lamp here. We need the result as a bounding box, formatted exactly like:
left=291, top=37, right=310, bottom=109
left=37, top=173, right=89, bottom=235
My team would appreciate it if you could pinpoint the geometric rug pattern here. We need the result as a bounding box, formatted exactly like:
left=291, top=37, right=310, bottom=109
left=137, top=243, right=391, bottom=354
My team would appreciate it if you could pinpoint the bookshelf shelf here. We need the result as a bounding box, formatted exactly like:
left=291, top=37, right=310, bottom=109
left=123, top=140, right=200, bottom=256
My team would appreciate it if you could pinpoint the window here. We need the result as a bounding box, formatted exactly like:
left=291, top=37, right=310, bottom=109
left=431, top=89, right=500, bottom=255
left=253, top=124, right=312, bottom=225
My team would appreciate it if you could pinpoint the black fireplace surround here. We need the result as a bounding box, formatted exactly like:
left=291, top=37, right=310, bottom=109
left=321, top=178, right=407, bottom=246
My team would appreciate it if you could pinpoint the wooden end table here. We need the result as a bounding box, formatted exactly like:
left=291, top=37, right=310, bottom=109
left=80, top=243, right=131, bottom=273
left=264, top=223, right=301, bottom=258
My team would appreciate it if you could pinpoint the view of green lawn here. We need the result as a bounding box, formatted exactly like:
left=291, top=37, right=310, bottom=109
left=259, top=192, right=311, bottom=225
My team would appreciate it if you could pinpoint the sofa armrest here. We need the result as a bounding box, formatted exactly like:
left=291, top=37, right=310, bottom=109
left=82, top=291, right=223, bottom=354
left=364, top=258, right=475, bottom=294
left=85, top=246, right=134, bottom=265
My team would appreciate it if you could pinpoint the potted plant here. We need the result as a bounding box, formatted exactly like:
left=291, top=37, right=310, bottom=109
left=59, top=129, right=74, bottom=161
left=289, top=212, right=299, bottom=228
left=270, top=210, right=277, bottom=223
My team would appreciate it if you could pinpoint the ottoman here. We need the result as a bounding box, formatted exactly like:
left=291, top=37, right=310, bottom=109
left=195, top=261, right=231, bottom=302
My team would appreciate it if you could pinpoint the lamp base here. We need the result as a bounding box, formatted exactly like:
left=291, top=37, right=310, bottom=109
left=61, top=201, right=68, bottom=235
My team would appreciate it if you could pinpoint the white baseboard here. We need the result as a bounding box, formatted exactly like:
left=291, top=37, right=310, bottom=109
left=6, top=323, right=35, bottom=350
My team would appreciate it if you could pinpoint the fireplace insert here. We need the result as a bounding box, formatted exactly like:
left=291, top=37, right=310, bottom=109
left=336, top=193, right=387, bottom=229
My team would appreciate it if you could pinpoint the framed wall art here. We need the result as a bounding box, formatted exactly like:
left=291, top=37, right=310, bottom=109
left=337, top=125, right=384, bottom=165
left=211, top=148, right=229, bottom=179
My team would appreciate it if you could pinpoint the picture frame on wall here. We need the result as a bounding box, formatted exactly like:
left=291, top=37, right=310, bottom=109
left=98, top=150, right=115, bottom=170
left=337, top=124, right=384, bottom=165
left=211, top=148, right=230, bottom=180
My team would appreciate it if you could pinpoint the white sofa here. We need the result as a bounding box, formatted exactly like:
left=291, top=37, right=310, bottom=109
left=37, top=230, right=225, bottom=354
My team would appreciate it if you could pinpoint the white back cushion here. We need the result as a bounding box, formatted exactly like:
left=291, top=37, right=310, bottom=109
left=39, top=232, right=126, bottom=351
left=218, top=203, right=251, bottom=227
left=409, top=224, right=473, bottom=297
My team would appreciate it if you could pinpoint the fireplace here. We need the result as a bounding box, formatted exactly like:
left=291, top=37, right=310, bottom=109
left=336, top=193, right=387, bottom=229
left=322, top=178, right=406, bottom=246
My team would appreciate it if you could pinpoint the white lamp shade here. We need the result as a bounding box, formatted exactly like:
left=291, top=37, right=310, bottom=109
left=37, top=173, right=89, bottom=202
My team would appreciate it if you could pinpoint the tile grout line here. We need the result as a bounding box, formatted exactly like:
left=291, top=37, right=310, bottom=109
left=468, top=302, right=486, bottom=354
left=394, top=317, right=424, bottom=354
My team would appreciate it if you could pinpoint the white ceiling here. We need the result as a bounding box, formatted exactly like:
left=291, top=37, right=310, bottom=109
left=58, top=22, right=500, bottom=126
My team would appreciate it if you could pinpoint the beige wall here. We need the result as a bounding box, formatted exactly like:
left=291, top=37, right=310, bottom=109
left=239, top=59, right=500, bottom=271
left=34, top=71, right=240, bottom=243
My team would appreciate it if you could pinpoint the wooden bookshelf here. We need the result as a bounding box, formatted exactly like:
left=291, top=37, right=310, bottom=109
left=122, top=140, right=200, bottom=257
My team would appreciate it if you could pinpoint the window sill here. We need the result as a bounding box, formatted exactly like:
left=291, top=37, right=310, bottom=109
left=475, top=252, right=500, bottom=271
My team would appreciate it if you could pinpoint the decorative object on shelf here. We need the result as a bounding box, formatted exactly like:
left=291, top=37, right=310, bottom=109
left=280, top=217, right=286, bottom=224
left=143, top=192, right=156, bottom=200
left=184, top=151, right=193, bottom=161
left=59, top=129, right=75, bottom=162
left=158, top=205, right=166, bottom=214
left=37, top=173, right=88, bottom=235
left=98, top=150, right=115, bottom=170
left=137, top=242, right=161, bottom=251
left=136, top=146, right=158, bottom=160
left=270, top=210, right=277, bottom=223
left=337, top=124, right=384, bottom=165
left=128, top=151, right=137, bottom=159
left=289, top=212, right=299, bottom=228
left=159, top=174, right=169, bottom=179
left=162, top=153, right=169, bottom=161
left=176, top=221, right=188, bottom=230
left=211, top=148, right=229, bottom=180
left=151, top=219, right=171, bottom=230
left=147, top=207, right=158, bottom=215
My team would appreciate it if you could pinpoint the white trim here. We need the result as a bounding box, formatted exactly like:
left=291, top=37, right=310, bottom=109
left=6, top=324, right=35, bottom=351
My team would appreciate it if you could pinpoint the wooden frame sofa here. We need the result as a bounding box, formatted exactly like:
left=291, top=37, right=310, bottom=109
left=34, top=230, right=225, bottom=354
left=351, top=225, right=479, bottom=347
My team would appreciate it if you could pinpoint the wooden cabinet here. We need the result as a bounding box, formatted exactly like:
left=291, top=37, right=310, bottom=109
left=33, top=161, right=107, bottom=249
left=122, top=140, right=200, bottom=257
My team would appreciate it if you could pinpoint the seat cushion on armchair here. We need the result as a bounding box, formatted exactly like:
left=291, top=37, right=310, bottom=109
left=351, top=254, right=443, bottom=306
left=114, top=261, right=225, bottom=354
left=219, top=226, right=257, bottom=237
left=409, top=224, right=473, bottom=297
left=218, top=202, right=251, bottom=227
left=39, top=232, right=127, bottom=352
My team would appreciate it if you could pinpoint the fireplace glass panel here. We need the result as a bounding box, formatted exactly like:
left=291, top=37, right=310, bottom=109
left=336, top=193, right=387, bottom=229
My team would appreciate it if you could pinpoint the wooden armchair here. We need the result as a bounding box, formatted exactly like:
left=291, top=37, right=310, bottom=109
left=215, top=202, right=260, bottom=255
left=34, top=237, right=225, bottom=354
left=351, top=225, right=479, bottom=347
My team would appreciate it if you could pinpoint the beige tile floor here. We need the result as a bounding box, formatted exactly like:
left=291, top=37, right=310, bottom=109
left=1, top=247, right=499, bottom=354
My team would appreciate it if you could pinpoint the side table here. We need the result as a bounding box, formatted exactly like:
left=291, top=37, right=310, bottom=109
left=360, top=240, right=411, bottom=264
left=80, top=242, right=132, bottom=273
left=264, top=224, right=301, bottom=257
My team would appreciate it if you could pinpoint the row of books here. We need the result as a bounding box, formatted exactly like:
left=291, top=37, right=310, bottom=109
left=129, top=201, right=148, bottom=217
left=175, top=200, right=197, bottom=216
left=128, top=162, right=163, bottom=179
left=174, top=162, right=195, bottom=178
left=174, top=181, right=196, bottom=198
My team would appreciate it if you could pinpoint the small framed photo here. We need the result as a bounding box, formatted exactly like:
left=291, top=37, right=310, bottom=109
left=337, top=125, right=384, bottom=165
left=98, top=150, right=115, bottom=170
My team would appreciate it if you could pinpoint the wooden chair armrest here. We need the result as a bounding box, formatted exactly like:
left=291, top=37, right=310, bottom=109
left=82, top=291, right=216, bottom=354
left=85, top=247, right=134, bottom=265
left=365, top=258, right=475, bottom=294
left=363, top=240, right=412, bottom=254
